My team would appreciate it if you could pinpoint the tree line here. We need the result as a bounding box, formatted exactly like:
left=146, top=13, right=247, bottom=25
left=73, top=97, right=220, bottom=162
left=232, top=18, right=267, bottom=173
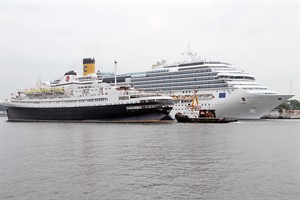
left=277, top=99, right=300, bottom=110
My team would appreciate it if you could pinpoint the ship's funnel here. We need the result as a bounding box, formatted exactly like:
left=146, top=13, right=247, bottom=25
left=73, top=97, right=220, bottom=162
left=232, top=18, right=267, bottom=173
left=83, top=58, right=95, bottom=76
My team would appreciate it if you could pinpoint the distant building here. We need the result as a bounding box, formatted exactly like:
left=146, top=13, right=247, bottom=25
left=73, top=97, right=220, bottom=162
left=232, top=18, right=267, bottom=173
left=0, top=104, right=6, bottom=111
left=0, top=103, right=7, bottom=116
left=262, top=109, right=300, bottom=119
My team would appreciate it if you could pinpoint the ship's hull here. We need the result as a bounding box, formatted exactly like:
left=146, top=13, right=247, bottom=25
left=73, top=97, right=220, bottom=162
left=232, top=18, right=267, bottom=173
left=170, top=88, right=293, bottom=119
left=213, top=93, right=293, bottom=119
left=6, top=103, right=173, bottom=122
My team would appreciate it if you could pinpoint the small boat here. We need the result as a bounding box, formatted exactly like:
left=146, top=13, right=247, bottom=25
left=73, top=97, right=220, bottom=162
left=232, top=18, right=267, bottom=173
left=175, top=91, right=237, bottom=123
left=175, top=112, right=238, bottom=123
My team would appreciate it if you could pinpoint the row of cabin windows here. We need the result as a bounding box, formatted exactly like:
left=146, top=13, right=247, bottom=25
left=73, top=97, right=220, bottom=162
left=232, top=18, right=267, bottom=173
left=143, top=84, right=228, bottom=92
left=134, top=81, right=226, bottom=89
left=78, top=86, right=93, bottom=89
left=214, top=68, right=237, bottom=71
left=145, top=69, right=212, bottom=78
left=218, top=75, right=255, bottom=80
left=119, top=96, right=129, bottom=100
left=178, top=66, right=210, bottom=70
left=20, top=98, right=108, bottom=104
left=130, top=69, right=169, bottom=78
left=147, top=69, right=169, bottom=74
left=132, top=72, right=217, bottom=82
left=74, top=89, right=101, bottom=92
left=132, top=76, right=216, bottom=86
left=243, top=87, right=267, bottom=90
left=82, top=98, right=108, bottom=102
left=131, top=69, right=212, bottom=81
left=174, top=103, right=211, bottom=106
left=143, top=68, right=211, bottom=78
left=133, top=80, right=223, bottom=88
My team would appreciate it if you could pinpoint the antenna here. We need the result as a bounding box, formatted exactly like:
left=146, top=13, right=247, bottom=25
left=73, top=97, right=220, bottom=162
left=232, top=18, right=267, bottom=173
left=183, top=43, right=199, bottom=62
left=114, top=60, right=117, bottom=88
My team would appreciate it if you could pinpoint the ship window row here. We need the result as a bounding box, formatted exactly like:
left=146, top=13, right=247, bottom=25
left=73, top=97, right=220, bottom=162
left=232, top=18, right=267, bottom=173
left=74, top=88, right=100, bottom=92
left=18, top=98, right=109, bottom=104
left=146, top=69, right=212, bottom=78
left=175, top=61, right=229, bottom=68
left=135, top=83, right=228, bottom=90
left=147, top=69, right=169, bottom=74
left=175, top=61, right=228, bottom=67
left=133, top=71, right=212, bottom=81
left=119, top=96, right=129, bottom=100
left=218, top=75, right=254, bottom=80
left=173, top=103, right=211, bottom=110
left=132, top=77, right=216, bottom=86
left=132, top=69, right=212, bottom=80
left=135, top=83, right=228, bottom=89
left=68, top=98, right=109, bottom=103
left=141, top=84, right=228, bottom=92
left=131, top=72, right=218, bottom=82
left=213, top=68, right=237, bottom=71
left=205, top=62, right=229, bottom=65
left=178, top=66, right=211, bottom=71
left=178, top=62, right=205, bottom=67
left=243, top=87, right=267, bottom=90
left=78, top=86, right=93, bottom=89
left=133, top=80, right=226, bottom=88
left=129, top=69, right=169, bottom=77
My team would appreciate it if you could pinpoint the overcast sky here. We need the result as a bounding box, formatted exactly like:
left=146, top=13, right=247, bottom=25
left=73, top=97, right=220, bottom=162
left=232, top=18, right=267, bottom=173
left=1, top=0, right=299, bottom=100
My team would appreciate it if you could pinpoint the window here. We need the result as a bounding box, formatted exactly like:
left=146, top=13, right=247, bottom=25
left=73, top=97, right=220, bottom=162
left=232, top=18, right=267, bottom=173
left=219, top=93, right=226, bottom=98
left=119, top=96, right=129, bottom=100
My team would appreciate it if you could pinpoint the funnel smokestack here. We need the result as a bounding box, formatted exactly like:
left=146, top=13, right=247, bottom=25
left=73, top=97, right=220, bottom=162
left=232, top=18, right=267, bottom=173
left=83, top=58, right=95, bottom=76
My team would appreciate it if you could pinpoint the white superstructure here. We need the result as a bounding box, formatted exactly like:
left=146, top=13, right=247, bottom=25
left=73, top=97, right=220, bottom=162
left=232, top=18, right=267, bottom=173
left=5, top=70, right=174, bottom=122
left=101, top=51, right=293, bottom=119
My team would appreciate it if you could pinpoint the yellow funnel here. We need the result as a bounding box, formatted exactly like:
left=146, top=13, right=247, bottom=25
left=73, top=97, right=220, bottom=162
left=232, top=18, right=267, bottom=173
left=83, top=58, right=95, bottom=76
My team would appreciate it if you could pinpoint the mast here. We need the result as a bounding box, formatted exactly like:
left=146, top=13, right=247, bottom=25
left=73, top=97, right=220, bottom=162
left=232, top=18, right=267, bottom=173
left=114, top=60, right=117, bottom=88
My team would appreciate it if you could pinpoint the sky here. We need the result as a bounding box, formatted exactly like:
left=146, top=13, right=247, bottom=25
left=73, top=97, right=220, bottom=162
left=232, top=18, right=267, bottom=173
left=0, top=0, right=299, bottom=100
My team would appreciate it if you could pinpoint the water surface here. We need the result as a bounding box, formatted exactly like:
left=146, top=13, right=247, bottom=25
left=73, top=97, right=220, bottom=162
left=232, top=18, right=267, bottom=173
left=1, top=118, right=299, bottom=199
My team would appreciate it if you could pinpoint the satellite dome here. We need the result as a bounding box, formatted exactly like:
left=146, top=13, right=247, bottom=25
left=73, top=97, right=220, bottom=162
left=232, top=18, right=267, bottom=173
left=91, top=73, right=97, bottom=80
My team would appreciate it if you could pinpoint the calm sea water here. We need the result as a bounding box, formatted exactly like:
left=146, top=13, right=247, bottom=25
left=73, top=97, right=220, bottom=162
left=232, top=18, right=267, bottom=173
left=0, top=118, right=299, bottom=200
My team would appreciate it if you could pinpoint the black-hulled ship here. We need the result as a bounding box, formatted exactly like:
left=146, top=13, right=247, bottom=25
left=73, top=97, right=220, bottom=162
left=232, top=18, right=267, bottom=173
left=5, top=59, right=173, bottom=122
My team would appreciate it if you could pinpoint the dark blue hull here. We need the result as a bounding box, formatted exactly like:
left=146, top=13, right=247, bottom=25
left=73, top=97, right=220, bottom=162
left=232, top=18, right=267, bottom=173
left=6, top=103, right=173, bottom=122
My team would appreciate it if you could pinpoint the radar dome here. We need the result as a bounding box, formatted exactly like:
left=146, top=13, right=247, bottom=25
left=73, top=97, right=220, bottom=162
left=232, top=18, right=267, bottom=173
left=91, top=73, right=97, bottom=80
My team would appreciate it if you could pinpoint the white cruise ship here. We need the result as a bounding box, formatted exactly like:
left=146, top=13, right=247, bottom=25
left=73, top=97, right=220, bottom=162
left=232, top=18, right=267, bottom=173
left=99, top=51, right=293, bottom=119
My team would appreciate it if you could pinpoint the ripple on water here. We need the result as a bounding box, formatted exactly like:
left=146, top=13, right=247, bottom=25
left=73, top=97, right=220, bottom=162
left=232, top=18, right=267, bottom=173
left=1, top=119, right=299, bottom=199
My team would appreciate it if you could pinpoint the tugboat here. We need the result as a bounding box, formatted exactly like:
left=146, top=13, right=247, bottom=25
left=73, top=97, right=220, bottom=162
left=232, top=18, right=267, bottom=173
left=175, top=91, right=237, bottom=123
left=4, top=58, right=174, bottom=122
